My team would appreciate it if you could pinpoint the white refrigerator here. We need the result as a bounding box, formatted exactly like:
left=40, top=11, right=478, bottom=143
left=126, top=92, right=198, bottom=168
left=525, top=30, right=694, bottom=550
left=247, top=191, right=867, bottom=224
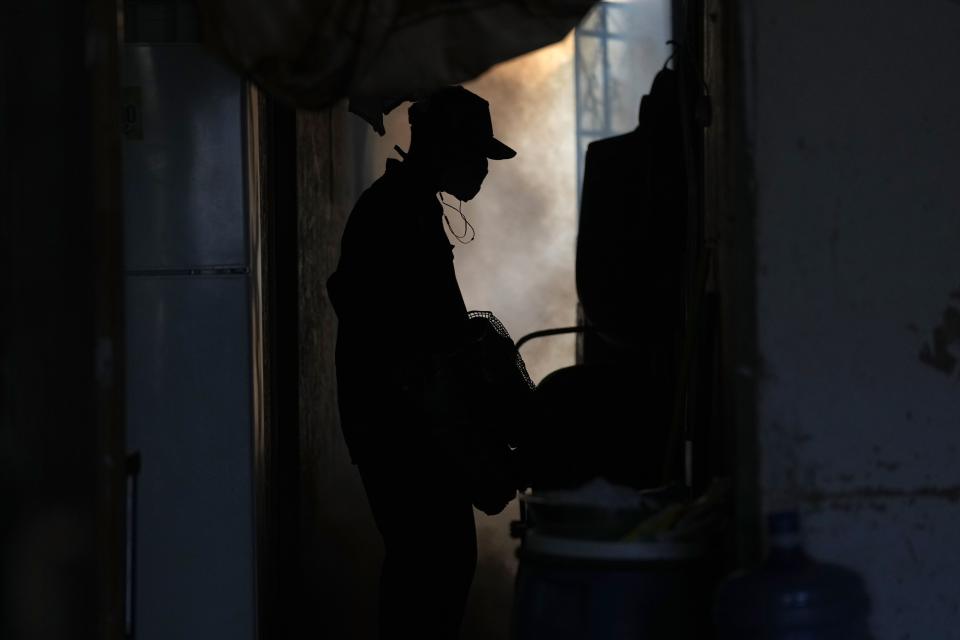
left=122, top=42, right=255, bottom=640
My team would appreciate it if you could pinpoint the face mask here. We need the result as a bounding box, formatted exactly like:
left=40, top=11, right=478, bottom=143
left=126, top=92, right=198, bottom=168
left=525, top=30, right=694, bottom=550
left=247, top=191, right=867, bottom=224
left=439, top=193, right=475, bottom=244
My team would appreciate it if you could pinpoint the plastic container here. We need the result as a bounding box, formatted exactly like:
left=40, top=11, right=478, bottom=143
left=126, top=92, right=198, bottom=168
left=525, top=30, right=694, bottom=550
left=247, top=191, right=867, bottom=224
left=713, top=511, right=872, bottom=639
left=513, top=512, right=711, bottom=639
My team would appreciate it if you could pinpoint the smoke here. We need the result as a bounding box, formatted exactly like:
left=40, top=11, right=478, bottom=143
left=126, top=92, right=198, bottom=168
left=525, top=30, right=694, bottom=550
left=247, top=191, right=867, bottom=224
left=363, top=33, right=577, bottom=640
left=460, top=35, right=578, bottom=383
left=460, top=40, right=577, bottom=640
left=366, top=34, right=578, bottom=386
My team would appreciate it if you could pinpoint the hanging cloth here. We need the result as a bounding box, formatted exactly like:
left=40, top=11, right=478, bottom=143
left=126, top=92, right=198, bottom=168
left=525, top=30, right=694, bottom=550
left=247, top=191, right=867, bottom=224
left=198, top=0, right=595, bottom=129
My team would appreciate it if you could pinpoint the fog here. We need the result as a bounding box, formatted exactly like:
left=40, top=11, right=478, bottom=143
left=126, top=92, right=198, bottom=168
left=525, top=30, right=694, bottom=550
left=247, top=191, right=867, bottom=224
left=365, top=33, right=578, bottom=385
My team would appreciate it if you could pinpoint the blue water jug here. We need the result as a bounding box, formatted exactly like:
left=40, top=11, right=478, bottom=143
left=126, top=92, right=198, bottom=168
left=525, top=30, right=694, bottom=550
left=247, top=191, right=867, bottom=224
left=713, top=511, right=871, bottom=639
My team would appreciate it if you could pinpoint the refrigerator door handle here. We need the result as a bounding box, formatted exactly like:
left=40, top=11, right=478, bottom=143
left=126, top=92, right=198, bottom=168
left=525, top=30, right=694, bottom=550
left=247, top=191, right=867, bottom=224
left=125, top=451, right=142, bottom=640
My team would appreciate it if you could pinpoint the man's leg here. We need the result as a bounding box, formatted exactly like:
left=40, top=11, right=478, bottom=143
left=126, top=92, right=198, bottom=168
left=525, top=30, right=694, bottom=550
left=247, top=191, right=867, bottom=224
left=359, top=458, right=477, bottom=639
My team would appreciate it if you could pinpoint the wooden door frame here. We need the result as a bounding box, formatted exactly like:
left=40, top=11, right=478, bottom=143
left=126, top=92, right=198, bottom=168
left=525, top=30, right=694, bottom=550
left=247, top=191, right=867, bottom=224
left=248, top=87, right=303, bottom=639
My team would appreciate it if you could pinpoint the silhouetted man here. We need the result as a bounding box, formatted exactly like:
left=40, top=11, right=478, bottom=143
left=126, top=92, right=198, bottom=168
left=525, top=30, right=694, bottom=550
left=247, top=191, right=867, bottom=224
left=327, top=86, right=516, bottom=639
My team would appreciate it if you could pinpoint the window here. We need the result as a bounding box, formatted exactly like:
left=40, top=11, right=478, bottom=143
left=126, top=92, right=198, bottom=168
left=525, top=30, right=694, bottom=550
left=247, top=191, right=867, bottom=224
left=575, top=0, right=673, bottom=195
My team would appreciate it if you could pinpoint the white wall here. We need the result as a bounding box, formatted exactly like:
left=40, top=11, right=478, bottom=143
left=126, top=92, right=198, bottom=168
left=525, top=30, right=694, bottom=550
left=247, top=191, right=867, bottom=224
left=742, top=0, right=960, bottom=636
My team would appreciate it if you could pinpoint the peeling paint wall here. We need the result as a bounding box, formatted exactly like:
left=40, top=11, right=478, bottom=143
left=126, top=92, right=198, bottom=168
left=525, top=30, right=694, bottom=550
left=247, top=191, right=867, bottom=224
left=743, top=0, right=960, bottom=636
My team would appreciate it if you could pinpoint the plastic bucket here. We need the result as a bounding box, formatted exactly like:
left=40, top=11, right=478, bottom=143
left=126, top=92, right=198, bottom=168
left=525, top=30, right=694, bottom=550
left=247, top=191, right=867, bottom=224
left=512, top=534, right=710, bottom=640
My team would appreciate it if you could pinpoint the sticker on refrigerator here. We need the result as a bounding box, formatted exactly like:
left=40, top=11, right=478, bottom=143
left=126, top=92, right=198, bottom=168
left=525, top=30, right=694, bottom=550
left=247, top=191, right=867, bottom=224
left=122, top=86, right=143, bottom=140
